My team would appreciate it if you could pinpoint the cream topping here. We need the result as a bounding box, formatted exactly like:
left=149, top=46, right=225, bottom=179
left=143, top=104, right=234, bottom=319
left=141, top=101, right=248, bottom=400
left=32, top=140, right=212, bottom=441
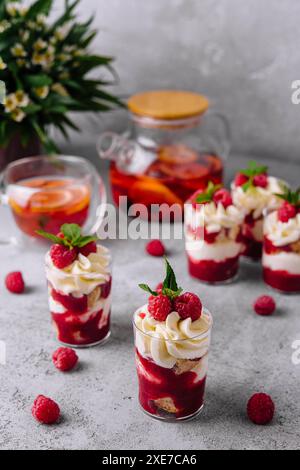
left=185, top=201, right=244, bottom=241
left=231, top=176, right=285, bottom=219
left=134, top=305, right=212, bottom=369
left=46, top=245, right=111, bottom=296
left=264, top=211, right=300, bottom=247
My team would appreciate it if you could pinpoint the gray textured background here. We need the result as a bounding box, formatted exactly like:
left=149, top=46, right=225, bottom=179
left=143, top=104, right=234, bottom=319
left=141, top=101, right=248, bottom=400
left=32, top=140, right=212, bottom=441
left=52, top=0, right=300, bottom=162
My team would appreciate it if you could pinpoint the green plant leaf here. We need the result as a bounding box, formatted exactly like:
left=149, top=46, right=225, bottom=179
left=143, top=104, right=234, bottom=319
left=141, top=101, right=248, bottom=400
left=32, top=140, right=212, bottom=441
left=26, top=0, right=53, bottom=19
left=138, top=284, right=158, bottom=297
left=76, top=236, right=98, bottom=248
left=162, top=287, right=183, bottom=300
left=36, top=230, right=67, bottom=245
left=25, top=75, right=53, bottom=87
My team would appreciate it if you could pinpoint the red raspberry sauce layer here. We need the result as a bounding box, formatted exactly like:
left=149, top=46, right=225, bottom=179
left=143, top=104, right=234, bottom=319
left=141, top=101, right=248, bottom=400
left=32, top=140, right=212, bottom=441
left=50, top=279, right=111, bottom=346
left=263, top=267, right=300, bottom=293
left=188, top=255, right=239, bottom=283
left=241, top=214, right=263, bottom=260
left=136, top=350, right=206, bottom=419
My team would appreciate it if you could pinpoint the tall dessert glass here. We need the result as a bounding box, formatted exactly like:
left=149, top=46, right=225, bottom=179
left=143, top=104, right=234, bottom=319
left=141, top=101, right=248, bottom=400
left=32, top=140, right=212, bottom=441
left=133, top=307, right=212, bottom=421
left=45, top=240, right=112, bottom=347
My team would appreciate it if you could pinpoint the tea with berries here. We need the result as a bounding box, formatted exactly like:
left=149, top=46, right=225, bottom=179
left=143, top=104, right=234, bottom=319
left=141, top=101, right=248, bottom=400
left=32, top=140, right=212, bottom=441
left=8, top=176, right=91, bottom=238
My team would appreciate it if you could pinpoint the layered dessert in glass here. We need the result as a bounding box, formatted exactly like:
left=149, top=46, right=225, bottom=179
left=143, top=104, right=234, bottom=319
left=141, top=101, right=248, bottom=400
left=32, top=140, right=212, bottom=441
left=134, top=259, right=213, bottom=421
left=39, top=224, right=112, bottom=347
left=185, top=183, right=244, bottom=283
left=231, top=161, right=286, bottom=261
left=263, top=189, right=300, bottom=293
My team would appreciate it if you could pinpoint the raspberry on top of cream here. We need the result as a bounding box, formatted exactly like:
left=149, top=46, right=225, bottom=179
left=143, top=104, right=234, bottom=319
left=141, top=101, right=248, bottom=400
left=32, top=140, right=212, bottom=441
left=231, top=161, right=286, bottom=219
left=135, top=258, right=212, bottom=368
left=38, top=223, right=111, bottom=296
left=264, top=188, right=300, bottom=247
left=46, top=245, right=111, bottom=296
left=185, top=182, right=244, bottom=242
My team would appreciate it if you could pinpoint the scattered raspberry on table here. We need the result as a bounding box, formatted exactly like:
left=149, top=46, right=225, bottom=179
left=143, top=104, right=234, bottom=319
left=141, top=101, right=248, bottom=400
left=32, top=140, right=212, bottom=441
left=247, top=393, right=275, bottom=425
left=32, top=395, right=60, bottom=425
left=5, top=271, right=25, bottom=294
left=52, top=347, right=78, bottom=372
left=146, top=240, right=165, bottom=257
left=254, top=295, right=276, bottom=316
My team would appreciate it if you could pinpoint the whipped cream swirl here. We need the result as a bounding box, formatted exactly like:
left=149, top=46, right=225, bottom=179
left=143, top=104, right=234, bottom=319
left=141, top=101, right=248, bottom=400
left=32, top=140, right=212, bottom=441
left=231, top=176, right=285, bottom=219
left=46, top=245, right=111, bottom=296
left=185, top=201, right=243, bottom=241
left=134, top=306, right=212, bottom=368
left=264, top=211, right=300, bottom=247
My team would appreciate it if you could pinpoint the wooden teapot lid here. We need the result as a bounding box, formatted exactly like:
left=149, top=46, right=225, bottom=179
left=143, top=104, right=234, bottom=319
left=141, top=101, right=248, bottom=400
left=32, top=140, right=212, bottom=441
left=127, top=90, right=209, bottom=120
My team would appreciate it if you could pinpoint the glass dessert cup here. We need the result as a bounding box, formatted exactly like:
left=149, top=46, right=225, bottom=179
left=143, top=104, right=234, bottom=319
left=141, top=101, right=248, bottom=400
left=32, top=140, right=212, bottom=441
left=133, top=308, right=212, bottom=422
left=184, top=203, right=244, bottom=284
left=262, top=218, right=300, bottom=294
left=241, top=213, right=264, bottom=262
left=0, top=155, right=106, bottom=246
left=97, top=90, right=230, bottom=220
left=46, top=255, right=112, bottom=348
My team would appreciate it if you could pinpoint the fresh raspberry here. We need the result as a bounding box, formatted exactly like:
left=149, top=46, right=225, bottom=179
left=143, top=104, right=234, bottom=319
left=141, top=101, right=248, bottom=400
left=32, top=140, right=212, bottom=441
left=190, top=189, right=209, bottom=208
left=146, top=240, right=165, bottom=257
left=5, top=271, right=25, bottom=294
left=234, top=173, right=249, bottom=187
left=247, top=393, right=275, bottom=425
left=254, top=295, right=276, bottom=316
left=32, top=395, right=60, bottom=424
left=79, top=241, right=97, bottom=257
left=50, top=244, right=78, bottom=269
left=52, top=347, right=78, bottom=372
left=156, top=282, right=163, bottom=294
left=148, top=294, right=172, bottom=321
left=278, top=202, right=297, bottom=223
left=174, top=292, right=202, bottom=321
left=253, top=173, right=268, bottom=188
left=213, top=188, right=233, bottom=208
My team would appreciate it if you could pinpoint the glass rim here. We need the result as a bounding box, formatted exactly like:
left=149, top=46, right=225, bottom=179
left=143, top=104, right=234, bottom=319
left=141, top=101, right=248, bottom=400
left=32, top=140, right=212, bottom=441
left=133, top=305, right=213, bottom=343
left=2, top=154, right=99, bottom=189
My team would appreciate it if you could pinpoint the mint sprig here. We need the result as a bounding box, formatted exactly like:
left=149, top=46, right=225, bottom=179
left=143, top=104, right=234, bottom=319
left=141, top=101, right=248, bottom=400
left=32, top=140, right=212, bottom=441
left=139, top=257, right=183, bottom=300
left=274, top=187, right=300, bottom=207
left=239, top=160, right=268, bottom=192
left=36, top=223, right=98, bottom=248
left=195, top=181, right=222, bottom=204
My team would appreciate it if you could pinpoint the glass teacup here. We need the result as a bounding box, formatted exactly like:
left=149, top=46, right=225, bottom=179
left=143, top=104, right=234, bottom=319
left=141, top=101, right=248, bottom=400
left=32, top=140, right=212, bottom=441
left=0, top=155, right=106, bottom=244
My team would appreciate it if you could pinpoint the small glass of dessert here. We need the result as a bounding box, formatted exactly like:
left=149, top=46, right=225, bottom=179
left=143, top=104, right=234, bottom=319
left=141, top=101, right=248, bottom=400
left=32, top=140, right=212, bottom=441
left=185, top=182, right=244, bottom=284
left=133, top=258, right=213, bottom=421
left=231, top=161, right=286, bottom=261
left=263, top=188, right=300, bottom=293
left=39, top=224, right=112, bottom=347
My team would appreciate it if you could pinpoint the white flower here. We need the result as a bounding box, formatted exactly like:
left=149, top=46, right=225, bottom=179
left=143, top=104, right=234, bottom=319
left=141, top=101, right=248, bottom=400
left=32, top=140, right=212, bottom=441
left=57, top=53, right=71, bottom=62
left=55, top=23, right=71, bottom=41
left=36, top=14, right=47, bottom=26
left=4, top=94, right=17, bottom=113
left=34, top=86, right=49, bottom=99
left=32, top=46, right=54, bottom=69
left=11, top=43, right=26, bottom=58
left=15, top=90, right=30, bottom=108
left=6, top=3, right=28, bottom=17
left=0, top=57, right=7, bottom=70
left=0, top=20, right=10, bottom=33
left=33, top=39, right=48, bottom=51
left=11, top=108, right=25, bottom=122
left=16, top=59, right=26, bottom=67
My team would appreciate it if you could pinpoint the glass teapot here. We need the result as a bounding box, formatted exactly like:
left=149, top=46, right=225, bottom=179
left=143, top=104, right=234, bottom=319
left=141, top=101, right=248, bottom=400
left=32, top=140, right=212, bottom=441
left=97, top=90, right=230, bottom=212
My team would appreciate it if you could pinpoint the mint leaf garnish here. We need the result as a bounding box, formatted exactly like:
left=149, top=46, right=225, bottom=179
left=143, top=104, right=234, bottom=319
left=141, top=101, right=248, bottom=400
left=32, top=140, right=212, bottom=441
left=195, top=181, right=222, bottom=204
left=238, top=160, right=268, bottom=192
left=37, top=224, right=98, bottom=248
left=274, top=187, right=300, bottom=207
left=138, top=284, right=158, bottom=296
left=139, top=257, right=183, bottom=301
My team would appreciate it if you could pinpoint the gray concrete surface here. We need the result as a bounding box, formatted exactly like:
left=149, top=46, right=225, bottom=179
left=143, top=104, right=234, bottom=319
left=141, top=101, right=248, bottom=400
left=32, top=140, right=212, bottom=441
left=51, top=0, right=300, bottom=163
left=0, top=151, right=299, bottom=450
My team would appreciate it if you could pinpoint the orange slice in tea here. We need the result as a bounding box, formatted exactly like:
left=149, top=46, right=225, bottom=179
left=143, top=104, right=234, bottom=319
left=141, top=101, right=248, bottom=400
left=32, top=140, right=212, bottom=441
left=158, top=162, right=210, bottom=180
left=158, top=144, right=198, bottom=164
left=29, top=185, right=90, bottom=213
left=128, top=180, right=182, bottom=206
